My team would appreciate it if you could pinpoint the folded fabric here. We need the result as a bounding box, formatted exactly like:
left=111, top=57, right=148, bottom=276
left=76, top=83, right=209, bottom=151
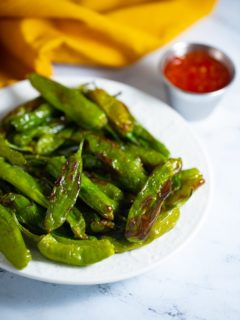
left=0, top=0, right=216, bottom=87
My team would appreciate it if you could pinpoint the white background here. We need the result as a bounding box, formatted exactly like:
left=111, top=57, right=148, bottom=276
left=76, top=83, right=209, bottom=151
left=1, top=0, right=240, bottom=319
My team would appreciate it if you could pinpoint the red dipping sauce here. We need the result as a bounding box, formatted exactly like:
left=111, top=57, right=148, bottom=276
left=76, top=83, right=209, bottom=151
left=164, top=51, right=231, bottom=93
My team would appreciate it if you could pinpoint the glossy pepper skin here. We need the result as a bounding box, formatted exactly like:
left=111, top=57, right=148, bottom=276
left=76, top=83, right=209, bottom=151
left=46, top=156, right=118, bottom=220
left=35, top=127, right=74, bottom=155
left=131, top=122, right=170, bottom=157
left=11, top=103, right=54, bottom=132
left=0, top=204, right=32, bottom=269
left=85, top=133, right=147, bottom=193
left=0, top=193, right=44, bottom=232
left=105, top=207, right=180, bottom=253
left=88, top=176, right=124, bottom=202
left=107, top=167, right=204, bottom=253
left=29, top=73, right=107, bottom=130
left=38, top=234, right=114, bottom=267
left=125, top=158, right=182, bottom=242
left=0, top=178, right=87, bottom=239
left=44, top=141, right=84, bottom=232
left=0, top=157, right=48, bottom=208
left=66, top=208, right=87, bottom=239
left=90, top=217, right=115, bottom=233
left=13, top=119, right=66, bottom=147
left=0, top=154, right=87, bottom=237
left=81, top=206, right=115, bottom=234
left=80, top=174, right=117, bottom=220
left=0, top=135, right=26, bottom=166
left=82, top=154, right=104, bottom=170
left=165, top=168, right=205, bottom=209
left=85, top=88, right=134, bottom=136
left=122, top=144, right=167, bottom=168
left=84, top=87, right=170, bottom=157
left=1, top=97, right=43, bottom=129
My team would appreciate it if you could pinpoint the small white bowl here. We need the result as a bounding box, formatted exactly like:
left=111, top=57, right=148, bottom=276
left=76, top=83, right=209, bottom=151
left=160, top=42, right=236, bottom=120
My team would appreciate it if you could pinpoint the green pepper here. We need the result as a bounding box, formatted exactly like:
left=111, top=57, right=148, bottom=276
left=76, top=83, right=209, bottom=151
left=131, top=122, right=170, bottom=157
left=0, top=204, right=32, bottom=269
left=122, top=144, right=166, bottom=168
left=46, top=156, right=119, bottom=220
left=80, top=174, right=118, bottom=220
left=85, top=87, right=134, bottom=136
left=29, top=73, right=107, bottom=130
left=90, top=218, right=115, bottom=233
left=0, top=157, right=48, bottom=207
left=38, top=234, right=114, bottom=266
left=81, top=206, right=115, bottom=234
left=1, top=188, right=87, bottom=240
left=83, top=87, right=170, bottom=157
left=82, top=154, right=104, bottom=170
left=0, top=134, right=26, bottom=166
left=45, top=156, right=66, bottom=178
left=66, top=208, right=87, bottom=239
left=11, top=103, right=54, bottom=132
left=165, top=168, right=205, bottom=209
left=35, top=127, right=74, bottom=155
left=1, top=193, right=44, bottom=232
left=44, top=141, right=83, bottom=232
left=125, top=158, right=182, bottom=242
left=85, top=133, right=147, bottom=192
left=87, top=175, right=124, bottom=202
left=105, top=207, right=180, bottom=253
left=1, top=97, right=43, bottom=129
left=13, top=119, right=66, bottom=147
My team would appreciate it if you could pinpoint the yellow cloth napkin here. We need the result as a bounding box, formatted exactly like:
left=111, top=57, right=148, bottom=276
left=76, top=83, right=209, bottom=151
left=0, top=0, right=216, bottom=87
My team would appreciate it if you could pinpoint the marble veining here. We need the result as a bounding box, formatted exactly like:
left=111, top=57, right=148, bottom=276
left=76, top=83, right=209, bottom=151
left=0, top=0, right=240, bottom=319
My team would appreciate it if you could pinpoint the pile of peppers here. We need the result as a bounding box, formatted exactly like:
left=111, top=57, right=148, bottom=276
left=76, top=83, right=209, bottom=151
left=0, top=74, right=204, bottom=269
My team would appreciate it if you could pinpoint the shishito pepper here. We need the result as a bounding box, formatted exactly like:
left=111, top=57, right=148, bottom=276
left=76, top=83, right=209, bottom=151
left=38, top=234, right=114, bottom=267
left=81, top=205, right=115, bottom=234
left=66, top=208, right=87, bottom=240
left=29, top=73, right=107, bottom=130
left=1, top=192, right=86, bottom=240
left=0, top=157, right=48, bottom=208
left=122, top=144, right=167, bottom=168
left=0, top=156, right=87, bottom=238
left=105, top=207, right=180, bottom=253
left=165, top=168, right=205, bottom=209
left=109, top=168, right=204, bottom=252
left=46, top=156, right=119, bottom=220
left=1, top=193, right=44, bottom=232
left=85, top=133, right=147, bottom=193
left=125, top=158, right=182, bottom=242
left=85, top=87, right=134, bottom=136
left=88, top=176, right=124, bottom=202
left=84, top=87, right=170, bottom=157
left=80, top=174, right=117, bottom=220
left=1, top=97, right=43, bottom=129
left=35, top=127, right=74, bottom=155
left=11, top=103, right=54, bottom=132
left=0, top=204, right=32, bottom=269
left=44, top=141, right=84, bottom=232
left=13, top=119, right=66, bottom=147
left=131, top=122, right=170, bottom=157
left=0, top=135, right=26, bottom=166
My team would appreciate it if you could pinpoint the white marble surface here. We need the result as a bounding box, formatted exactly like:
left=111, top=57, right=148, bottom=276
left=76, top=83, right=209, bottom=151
left=1, top=0, right=240, bottom=319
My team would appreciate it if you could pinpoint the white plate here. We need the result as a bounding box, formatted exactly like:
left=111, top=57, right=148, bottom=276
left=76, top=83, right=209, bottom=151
left=0, top=76, right=211, bottom=285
